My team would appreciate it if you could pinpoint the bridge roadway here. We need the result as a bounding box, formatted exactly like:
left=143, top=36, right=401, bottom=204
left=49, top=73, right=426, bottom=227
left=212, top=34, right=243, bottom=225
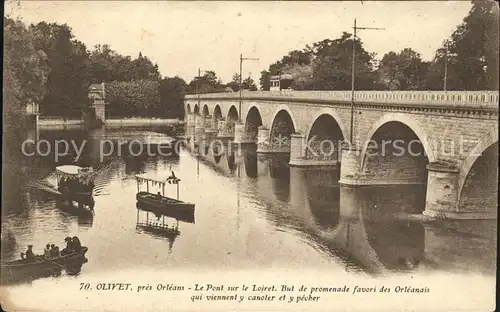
left=184, top=90, right=498, bottom=220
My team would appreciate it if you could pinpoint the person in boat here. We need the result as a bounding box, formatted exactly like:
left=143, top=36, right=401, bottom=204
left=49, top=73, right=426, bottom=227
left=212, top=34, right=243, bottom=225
left=52, top=246, right=61, bottom=258
left=20, top=245, right=35, bottom=260
left=49, top=244, right=57, bottom=258
left=44, top=244, right=51, bottom=258
left=66, top=177, right=77, bottom=192
left=61, top=237, right=74, bottom=255
left=72, top=236, right=82, bottom=251
left=59, top=176, right=68, bottom=189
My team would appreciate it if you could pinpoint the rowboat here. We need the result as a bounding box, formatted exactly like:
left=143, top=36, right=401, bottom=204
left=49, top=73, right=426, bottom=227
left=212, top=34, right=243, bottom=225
left=135, top=172, right=195, bottom=214
left=1, top=247, right=88, bottom=284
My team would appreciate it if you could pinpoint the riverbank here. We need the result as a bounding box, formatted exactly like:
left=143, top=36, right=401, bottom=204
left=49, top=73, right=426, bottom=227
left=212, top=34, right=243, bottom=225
left=38, top=118, right=183, bottom=130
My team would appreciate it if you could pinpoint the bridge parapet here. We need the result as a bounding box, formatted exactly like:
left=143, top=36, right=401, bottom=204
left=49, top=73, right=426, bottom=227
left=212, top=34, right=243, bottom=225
left=186, top=90, right=499, bottom=109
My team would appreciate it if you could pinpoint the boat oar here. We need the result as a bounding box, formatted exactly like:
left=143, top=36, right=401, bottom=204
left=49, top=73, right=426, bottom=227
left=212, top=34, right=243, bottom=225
left=34, top=255, right=79, bottom=275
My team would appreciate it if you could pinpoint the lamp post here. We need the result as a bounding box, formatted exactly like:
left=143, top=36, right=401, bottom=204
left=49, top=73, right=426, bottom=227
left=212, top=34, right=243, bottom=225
left=239, top=53, right=259, bottom=122
left=350, top=19, right=385, bottom=143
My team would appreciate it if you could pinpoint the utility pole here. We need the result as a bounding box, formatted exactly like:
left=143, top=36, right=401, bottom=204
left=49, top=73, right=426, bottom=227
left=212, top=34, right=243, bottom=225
left=197, top=68, right=201, bottom=110
left=239, top=53, right=259, bottom=122
left=196, top=68, right=211, bottom=108
left=444, top=40, right=449, bottom=91
left=350, top=19, right=385, bottom=143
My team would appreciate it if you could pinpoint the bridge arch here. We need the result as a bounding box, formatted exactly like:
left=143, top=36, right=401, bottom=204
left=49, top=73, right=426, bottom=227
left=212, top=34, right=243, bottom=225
left=202, top=104, right=210, bottom=117
left=213, top=105, right=222, bottom=120
left=270, top=107, right=296, bottom=149
left=268, top=105, right=297, bottom=132
left=305, top=110, right=348, bottom=161
left=226, top=105, right=239, bottom=136
left=360, top=113, right=434, bottom=187
left=245, top=106, right=263, bottom=142
left=360, top=113, right=437, bottom=169
left=457, top=129, right=498, bottom=214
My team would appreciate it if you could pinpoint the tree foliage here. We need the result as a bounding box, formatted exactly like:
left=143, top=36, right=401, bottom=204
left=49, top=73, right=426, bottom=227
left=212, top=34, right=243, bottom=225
left=260, top=2, right=498, bottom=91
left=3, top=17, right=51, bottom=158
left=29, top=22, right=90, bottom=117
left=425, top=0, right=499, bottom=90
left=106, top=80, right=160, bottom=117
left=377, top=48, right=429, bottom=90
left=186, top=71, right=225, bottom=94
left=88, top=46, right=161, bottom=83
left=159, top=76, right=187, bottom=119
left=259, top=33, right=378, bottom=90
left=226, top=73, right=258, bottom=91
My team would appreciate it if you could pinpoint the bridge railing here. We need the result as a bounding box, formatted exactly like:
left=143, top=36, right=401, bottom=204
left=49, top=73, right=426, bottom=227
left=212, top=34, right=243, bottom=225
left=186, top=90, right=499, bottom=108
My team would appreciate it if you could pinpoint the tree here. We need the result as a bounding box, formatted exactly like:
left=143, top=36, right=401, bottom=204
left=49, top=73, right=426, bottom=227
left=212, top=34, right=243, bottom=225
left=106, top=80, right=160, bottom=117
left=259, top=70, right=271, bottom=90
left=311, top=32, right=377, bottom=90
left=4, top=18, right=50, bottom=105
left=227, top=73, right=257, bottom=91
left=187, top=71, right=225, bottom=93
left=283, top=63, right=314, bottom=90
left=242, top=76, right=258, bottom=91
left=159, top=76, right=187, bottom=119
left=259, top=49, right=312, bottom=90
left=3, top=17, right=50, bottom=164
left=377, top=48, right=429, bottom=90
left=226, top=73, right=241, bottom=91
left=424, top=1, right=499, bottom=90
left=259, top=33, right=378, bottom=90
left=30, top=22, right=90, bottom=117
left=88, top=46, right=161, bottom=83
left=130, top=52, right=161, bottom=81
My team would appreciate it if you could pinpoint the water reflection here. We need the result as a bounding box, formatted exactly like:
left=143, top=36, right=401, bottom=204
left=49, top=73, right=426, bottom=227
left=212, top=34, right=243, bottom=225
left=135, top=202, right=195, bottom=252
left=2, top=128, right=496, bottom=289
left=239, top=149, right=496, bottom=275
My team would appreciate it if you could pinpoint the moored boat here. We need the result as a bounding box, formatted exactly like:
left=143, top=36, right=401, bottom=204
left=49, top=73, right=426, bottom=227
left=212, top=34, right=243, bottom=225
left=136, top=192, right=195, bottom=214
left=135, top=172, right=195, bottom=214
left=55, top=165, right=96, bottom=210
left=136, top=202, right=195, bottom=224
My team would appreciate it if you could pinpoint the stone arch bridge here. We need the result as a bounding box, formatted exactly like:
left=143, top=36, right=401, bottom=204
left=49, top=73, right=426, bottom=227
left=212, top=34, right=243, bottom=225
left=184, top=90, right=498, bottom=220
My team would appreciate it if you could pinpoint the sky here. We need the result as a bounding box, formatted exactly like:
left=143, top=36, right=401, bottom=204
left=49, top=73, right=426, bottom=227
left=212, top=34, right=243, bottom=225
left=7, top=1, right=473, bottom=84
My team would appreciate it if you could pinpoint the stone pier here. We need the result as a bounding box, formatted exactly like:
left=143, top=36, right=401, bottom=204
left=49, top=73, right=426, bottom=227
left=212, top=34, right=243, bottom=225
left=194, top=114, right=205, bottom=143
left=217, top=118, right=233, bottom=139
left=185, top=113, right=195, bottom=138
left=423, top=162, right=461, bottom=218
left=338, top=148, right=363, bottom=185
left=289, top=132, right=340, bottom=167
left=233, top=122, right=254, bottom=144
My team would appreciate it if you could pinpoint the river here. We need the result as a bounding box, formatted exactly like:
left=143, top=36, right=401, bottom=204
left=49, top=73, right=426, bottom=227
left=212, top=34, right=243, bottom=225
left=1, top=126, right=496, bottom=308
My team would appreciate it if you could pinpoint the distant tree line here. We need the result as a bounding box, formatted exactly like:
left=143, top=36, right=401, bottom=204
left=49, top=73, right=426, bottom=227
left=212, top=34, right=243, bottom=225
left=260, top=1, right=499, bottom=91
left=3, top=16, right=262, bottom=123
left=4, top=0, right=497, bottom=135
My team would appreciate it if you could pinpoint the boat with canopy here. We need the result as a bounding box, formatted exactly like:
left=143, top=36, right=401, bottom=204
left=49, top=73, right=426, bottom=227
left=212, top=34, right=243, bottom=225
left=55, top=165, right=96, bottom=210
left=135, top=171, right=195, bottom=214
